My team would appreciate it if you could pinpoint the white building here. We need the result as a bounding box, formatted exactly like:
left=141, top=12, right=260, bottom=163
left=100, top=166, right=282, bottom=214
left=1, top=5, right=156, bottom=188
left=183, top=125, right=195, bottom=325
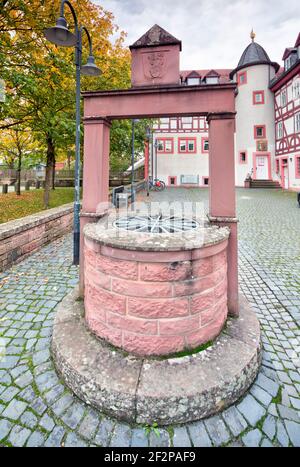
left=150, top=32, right=295, bottom=189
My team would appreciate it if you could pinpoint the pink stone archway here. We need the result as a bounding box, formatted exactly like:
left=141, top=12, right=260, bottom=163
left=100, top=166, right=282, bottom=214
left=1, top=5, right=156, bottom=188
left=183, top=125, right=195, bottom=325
left=80, top=25, right=238, bottom=317
left=81, top=85, right=238, bottom=317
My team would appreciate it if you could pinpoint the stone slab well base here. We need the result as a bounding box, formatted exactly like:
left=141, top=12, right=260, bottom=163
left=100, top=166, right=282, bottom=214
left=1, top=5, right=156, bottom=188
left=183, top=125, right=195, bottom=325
left=52, top=288, right=261, bottom=426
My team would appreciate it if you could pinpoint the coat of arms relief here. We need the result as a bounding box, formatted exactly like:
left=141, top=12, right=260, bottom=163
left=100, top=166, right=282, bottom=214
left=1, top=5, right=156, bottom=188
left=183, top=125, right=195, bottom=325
left=142, top=51, right=167, bottom=80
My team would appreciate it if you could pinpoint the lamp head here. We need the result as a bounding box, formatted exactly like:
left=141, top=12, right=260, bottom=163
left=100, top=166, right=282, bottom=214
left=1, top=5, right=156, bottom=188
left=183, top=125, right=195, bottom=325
left=44, top=16, right=76, bottom=47
left=81, top=55, right=102, bottom=76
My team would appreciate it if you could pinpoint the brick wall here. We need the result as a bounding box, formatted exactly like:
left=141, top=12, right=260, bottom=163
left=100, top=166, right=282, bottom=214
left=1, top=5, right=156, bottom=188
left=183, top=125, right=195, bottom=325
left=0, top=204, right=73, bottom=272
left=84, top=236, right=228, bottom=357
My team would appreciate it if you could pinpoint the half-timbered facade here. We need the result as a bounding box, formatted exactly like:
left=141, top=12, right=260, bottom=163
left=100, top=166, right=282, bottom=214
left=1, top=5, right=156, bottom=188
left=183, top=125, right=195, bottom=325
left=270, top=33, right=300, bottom=190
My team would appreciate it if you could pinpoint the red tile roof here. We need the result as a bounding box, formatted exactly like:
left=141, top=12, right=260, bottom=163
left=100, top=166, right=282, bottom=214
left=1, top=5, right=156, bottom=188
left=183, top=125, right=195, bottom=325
left=180, top=69, right=232, bottom=84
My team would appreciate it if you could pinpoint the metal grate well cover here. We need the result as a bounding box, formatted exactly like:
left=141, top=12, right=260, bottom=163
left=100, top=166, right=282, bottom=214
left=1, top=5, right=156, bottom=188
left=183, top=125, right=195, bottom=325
left=113, top=215, right=199, bottom=234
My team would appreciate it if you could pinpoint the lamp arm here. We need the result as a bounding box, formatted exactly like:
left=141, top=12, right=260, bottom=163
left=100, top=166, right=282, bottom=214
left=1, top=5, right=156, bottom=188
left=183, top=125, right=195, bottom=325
left=81, top=26, right=93, bottom=56
left=59, top=0, right=78, bottom=32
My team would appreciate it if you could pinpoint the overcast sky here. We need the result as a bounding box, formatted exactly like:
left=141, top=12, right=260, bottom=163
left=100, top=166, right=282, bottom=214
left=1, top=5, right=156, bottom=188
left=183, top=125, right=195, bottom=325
left=93, top=0, right=299, bottom=70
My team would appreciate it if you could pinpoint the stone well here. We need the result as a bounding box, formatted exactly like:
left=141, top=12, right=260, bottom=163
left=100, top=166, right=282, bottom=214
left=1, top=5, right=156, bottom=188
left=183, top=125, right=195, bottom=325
left=52, top=211, right=261, bottom=424
left=83, top=214, right=230, bottom=357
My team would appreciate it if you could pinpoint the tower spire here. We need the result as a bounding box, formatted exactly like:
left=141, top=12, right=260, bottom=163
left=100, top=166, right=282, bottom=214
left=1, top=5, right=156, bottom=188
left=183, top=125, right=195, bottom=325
left=250, top=28, right=256, bottom=42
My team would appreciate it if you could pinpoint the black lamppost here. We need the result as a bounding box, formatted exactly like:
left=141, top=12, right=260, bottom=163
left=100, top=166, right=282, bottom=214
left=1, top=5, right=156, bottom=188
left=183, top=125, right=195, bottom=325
left=131, top=119, right=139, bottom=208
left=146, top=126, right=151, bottom=196
left=44, top=0, right=101, bottom=266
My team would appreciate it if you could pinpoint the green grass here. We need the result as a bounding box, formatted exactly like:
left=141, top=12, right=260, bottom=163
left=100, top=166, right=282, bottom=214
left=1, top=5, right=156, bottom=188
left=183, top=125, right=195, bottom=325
left=0, top=188, right=76, bottom=224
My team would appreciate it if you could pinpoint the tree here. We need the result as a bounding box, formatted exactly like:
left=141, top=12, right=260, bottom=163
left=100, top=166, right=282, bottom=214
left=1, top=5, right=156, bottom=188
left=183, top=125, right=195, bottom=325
left=0, top=0, right=131, bottom=206
left=0, top=126, right=37, bottom=195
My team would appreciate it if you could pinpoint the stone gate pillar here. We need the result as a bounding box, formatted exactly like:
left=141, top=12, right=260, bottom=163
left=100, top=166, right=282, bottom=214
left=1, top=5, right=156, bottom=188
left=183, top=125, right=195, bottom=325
left=207, top=112, right=239, bottom=317
left=79, top=117, right=111, bottom=294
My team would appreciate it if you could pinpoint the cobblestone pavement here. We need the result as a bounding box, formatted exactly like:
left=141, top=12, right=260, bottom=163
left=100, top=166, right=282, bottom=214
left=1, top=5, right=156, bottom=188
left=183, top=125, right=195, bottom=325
left=0, top=188, right=300, bottom=447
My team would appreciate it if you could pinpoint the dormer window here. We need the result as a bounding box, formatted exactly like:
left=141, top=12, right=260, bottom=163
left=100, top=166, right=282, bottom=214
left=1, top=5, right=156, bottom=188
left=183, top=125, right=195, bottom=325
left=187, top=77, right=200, bottom=85
left=206, top=76, right=219, bottom=84
left=186, top=71, right=201, bottom=86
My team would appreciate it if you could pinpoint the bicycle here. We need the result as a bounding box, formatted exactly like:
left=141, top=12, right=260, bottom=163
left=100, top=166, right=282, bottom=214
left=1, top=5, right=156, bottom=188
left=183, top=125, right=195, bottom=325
left=148, top=178, right=166, bottom=191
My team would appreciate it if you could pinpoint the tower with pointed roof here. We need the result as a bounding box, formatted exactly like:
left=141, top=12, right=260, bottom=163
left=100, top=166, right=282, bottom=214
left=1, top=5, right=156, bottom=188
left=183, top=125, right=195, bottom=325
left=231, top=32, right=280, bottom=186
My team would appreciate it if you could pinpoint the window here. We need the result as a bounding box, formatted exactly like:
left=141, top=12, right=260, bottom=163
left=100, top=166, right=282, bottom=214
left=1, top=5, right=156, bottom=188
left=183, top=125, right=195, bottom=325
left=178, top=138, right=196, bottom=153
left=168, top=176, right=177, bottom=186
left=181, top=117, right=193, bottom=129
left=276, top=159, right=280, bottom=173
left=296, top=156, right=300, bottom=178
left=292, top=80, right=300, bottom=99
left=254, top=125, right=266, bottom=139
left=277, top=122, right=283, bottom=139
left=170, top=118, right=177, bottom=130
left=202, top=138, right=209, bottom=152
left=203, top=177, right=209, bottom=185
left=159, top=118, right=169, bottom=129
left=253, top=90, right=265, bottom=105
left=237, top=71, right=247, bottom=85
left=206, top=77, right=219, bottom=84
left=187, top=77, right=200, bottom=85
left=156, top=138, right=173, bottom=154
left=239, top=151, right=247, bottom=164
left=295, top=112, right=300, bottom=133
left=281, top=90, right=287, bottom=107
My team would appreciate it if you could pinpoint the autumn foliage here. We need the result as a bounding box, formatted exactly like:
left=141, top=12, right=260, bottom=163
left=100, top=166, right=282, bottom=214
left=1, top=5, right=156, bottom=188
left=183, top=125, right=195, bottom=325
left=0, top=0, right=131, bottom=207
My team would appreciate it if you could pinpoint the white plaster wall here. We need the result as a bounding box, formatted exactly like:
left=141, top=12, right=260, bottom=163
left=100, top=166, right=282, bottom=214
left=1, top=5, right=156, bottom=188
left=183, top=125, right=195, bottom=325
left=152, top=132, right=209, bottom=186
left=234, top=64, right=276, bottom=184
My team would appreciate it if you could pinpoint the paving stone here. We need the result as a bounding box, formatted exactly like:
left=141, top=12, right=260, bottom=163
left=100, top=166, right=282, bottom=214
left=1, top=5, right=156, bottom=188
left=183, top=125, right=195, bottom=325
left=277, top=404, right=300, bottom=423
left=43, top=384, right=64, bottom=405
left=261, top=437, right=273, bottom=447
left=110, top=423, right=132, bottom=447
left=262, top=415, right=276, bottom=440
left=8, top=425, right=31, bottom=447
left=149, top=429, right=170, bottom=447
left=2, top=399, right=27, bottom=420
left=64, top=432, right=87, bottom=447
left=222, top=406, right=248, bottom=437
left=26, top=431, right=45, bottom=447
left=44, top=426, right=65, bottom=447
left=250, top=384, right=273, bottom=407
left=188, top=421, right=212, bottom=447
left=173, top=426, right=192, bottom=447
left=0, top=386, right=19, bottom=402
left=31, top=397, right=47, bottom=416
left=0, top=419, right=13, bottom=441
left=290, top=397, right=300, bottom=410
left=61, top=402, right=85, bottom=429
left=15, top=371, right=33, bottom=388
left=20, top=410, right=38, bottom=429
left=51, top=393, right=74, bottom=416
left=268, top=403, right=278, bottom=417
left=284, top=420, right=300, bottom=447
left=78, top=410, right=100, bottom=440
left=256, top=373, right=280, bottom=397
left=204, top=415, right=230, bottom=446
left=39, top=413, right=55, bottom=432
left=131, top=428, right=148, bottom=447
left=94, top=418, right=115, bottom=447
left=18, top=385, right=36, bottom=403
left=237, top=394, right=266, bottom=427
left=276, top=420, right=289, bottom=447
left=242, top=429, right=262, bottom=447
